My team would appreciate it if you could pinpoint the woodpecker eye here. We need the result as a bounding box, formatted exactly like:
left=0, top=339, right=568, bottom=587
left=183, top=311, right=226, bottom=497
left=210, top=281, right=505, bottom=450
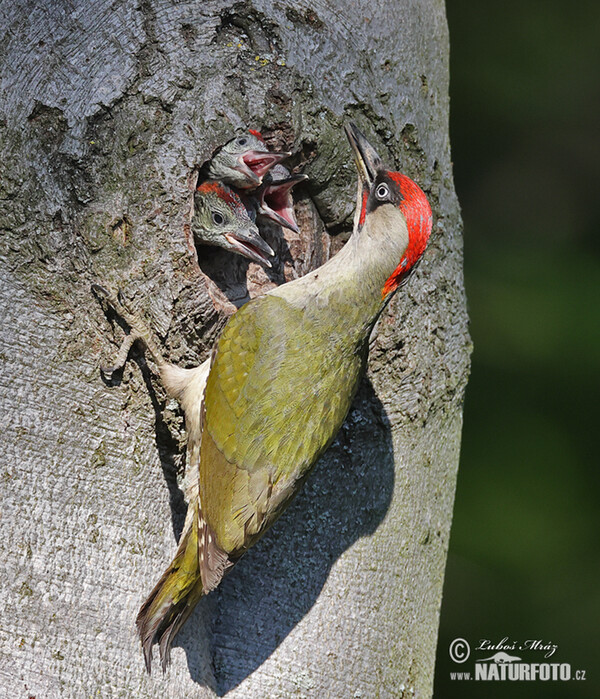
left=212, top=212, right=225, bottom=225
left=237, top=137, right=248, bottom=147
left=375, top=183, right=390, bottom=201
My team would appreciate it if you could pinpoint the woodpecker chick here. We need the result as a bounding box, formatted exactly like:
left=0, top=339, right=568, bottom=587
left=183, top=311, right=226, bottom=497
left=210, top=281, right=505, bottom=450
left=192, top=181, right=274, bottom=267
left=206, top=130, right=290, bottom=189
left=254, top=164, right=307, bottom=233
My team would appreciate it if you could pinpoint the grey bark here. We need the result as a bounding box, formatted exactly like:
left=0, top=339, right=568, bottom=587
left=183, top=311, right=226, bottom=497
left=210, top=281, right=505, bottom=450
left=0, top=0, right=470, bottom=697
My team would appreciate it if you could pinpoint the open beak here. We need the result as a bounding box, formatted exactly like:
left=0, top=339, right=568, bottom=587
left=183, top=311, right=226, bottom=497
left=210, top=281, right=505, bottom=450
left=238, top=150, right=291, bottom=183
left=344, top=123, right=383, bottom=188
left=225, top=225, right=274, bottom=267
left=259, top=174, right=308, bottom=233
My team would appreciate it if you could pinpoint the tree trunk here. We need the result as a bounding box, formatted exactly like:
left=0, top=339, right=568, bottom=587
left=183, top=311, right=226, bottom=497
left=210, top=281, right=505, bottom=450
left=0, top=0, right=470, bottom=697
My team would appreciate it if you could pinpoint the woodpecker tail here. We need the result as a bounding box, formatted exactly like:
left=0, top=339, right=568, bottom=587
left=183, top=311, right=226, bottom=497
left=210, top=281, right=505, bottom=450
left=136, top=506, right=204, bottom=673
left=136, top=439, right=232, bottom=672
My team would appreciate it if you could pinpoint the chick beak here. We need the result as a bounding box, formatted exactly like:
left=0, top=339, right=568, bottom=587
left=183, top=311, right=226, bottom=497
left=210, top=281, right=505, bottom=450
left=240, top=150, right=291, bottom=182
left=225, top=225, right=274, bottom=267
left=259, top=174, right=308, bottom=233
left=344, top=122, right=383, bottom=189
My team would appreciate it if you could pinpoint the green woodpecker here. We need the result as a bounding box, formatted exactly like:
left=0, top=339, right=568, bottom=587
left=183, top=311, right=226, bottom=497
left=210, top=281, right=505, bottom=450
left=98, top=123, right=432, bottom=672
left=205, top=130, right=290, bottom=189
left=191, top=181, right=274, bottom=267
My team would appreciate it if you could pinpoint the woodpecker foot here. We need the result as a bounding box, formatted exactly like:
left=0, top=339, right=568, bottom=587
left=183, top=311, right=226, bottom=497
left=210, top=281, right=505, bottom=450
left=100, top=331, right=143, bottom=380
left=92, top=283, right=166, bottom=374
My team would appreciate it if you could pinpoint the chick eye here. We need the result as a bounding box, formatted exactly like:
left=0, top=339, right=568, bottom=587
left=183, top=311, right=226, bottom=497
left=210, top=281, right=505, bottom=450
left=212, top=212, right=224, bottom=225
left=237, top=137, right=247, bottom=146
left=375, top=183, right=390, bottom=200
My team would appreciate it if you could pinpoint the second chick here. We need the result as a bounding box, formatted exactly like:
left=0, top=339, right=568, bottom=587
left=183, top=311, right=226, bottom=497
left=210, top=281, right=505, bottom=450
left=192, top=181, right=274, bottom=267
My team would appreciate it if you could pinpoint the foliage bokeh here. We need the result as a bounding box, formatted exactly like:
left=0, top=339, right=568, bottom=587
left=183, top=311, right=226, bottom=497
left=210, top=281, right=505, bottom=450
left=435, top=2, right=600, bottom=696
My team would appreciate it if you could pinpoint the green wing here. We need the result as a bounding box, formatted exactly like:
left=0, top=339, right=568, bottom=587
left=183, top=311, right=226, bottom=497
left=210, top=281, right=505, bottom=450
left=199, top=294, right=364, bottom=555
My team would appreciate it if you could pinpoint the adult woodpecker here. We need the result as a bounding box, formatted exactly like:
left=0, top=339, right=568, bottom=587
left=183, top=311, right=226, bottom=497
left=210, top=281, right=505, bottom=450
left=205, top=130, right=290, bottom=189
left=98, top=123, right=432, bottom=672
left=192, top=181, right=274, bottom=267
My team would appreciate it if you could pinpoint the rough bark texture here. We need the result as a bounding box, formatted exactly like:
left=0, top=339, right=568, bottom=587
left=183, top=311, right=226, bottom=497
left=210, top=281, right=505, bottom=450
left=0, top=0, right=470, bottom=697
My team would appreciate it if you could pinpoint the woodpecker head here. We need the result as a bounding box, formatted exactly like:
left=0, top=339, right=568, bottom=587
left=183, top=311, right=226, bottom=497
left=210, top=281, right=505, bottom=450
left=192, top=181, right=274, bottom=266
left=256, top=164, right=308, bottom=233
left=206, top=131, right=291, bottom=189
left=345, top=123, right=432, bottom=298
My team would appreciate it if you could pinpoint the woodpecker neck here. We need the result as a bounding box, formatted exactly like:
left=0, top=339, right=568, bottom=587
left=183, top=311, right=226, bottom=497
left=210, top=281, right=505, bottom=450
left=271, top=204, right=409, bottom=345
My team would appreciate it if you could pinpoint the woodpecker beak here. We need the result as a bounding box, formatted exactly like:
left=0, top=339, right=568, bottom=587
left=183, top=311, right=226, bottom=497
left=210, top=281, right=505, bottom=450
left=258, top=174, right=308, bottom=233
left=344, top=123, right=383, bottom=188
left=238, top=150, right=291, bottom=184
left=225, top=226, right=274, bottom=267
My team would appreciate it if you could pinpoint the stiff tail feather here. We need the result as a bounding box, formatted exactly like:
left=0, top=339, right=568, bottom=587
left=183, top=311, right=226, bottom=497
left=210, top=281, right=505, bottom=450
left=136, top=510, right=204, bottom=673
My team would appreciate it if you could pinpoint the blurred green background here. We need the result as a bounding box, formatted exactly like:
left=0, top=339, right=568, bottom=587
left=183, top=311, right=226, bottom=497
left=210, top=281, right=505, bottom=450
left=435, top=2, right=600, bottom=696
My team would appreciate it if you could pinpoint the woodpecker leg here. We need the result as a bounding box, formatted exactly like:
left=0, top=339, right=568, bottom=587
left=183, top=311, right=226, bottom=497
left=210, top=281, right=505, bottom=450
left=103, top=331, right=140, bottom=380
left=92, top=284, right=168, bottom=378
left=93, top=284, right=211, bottom=408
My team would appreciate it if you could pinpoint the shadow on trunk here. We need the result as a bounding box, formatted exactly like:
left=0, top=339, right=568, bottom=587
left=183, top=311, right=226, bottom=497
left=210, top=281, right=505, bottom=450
left=171, top=377, right=395, bottom=693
